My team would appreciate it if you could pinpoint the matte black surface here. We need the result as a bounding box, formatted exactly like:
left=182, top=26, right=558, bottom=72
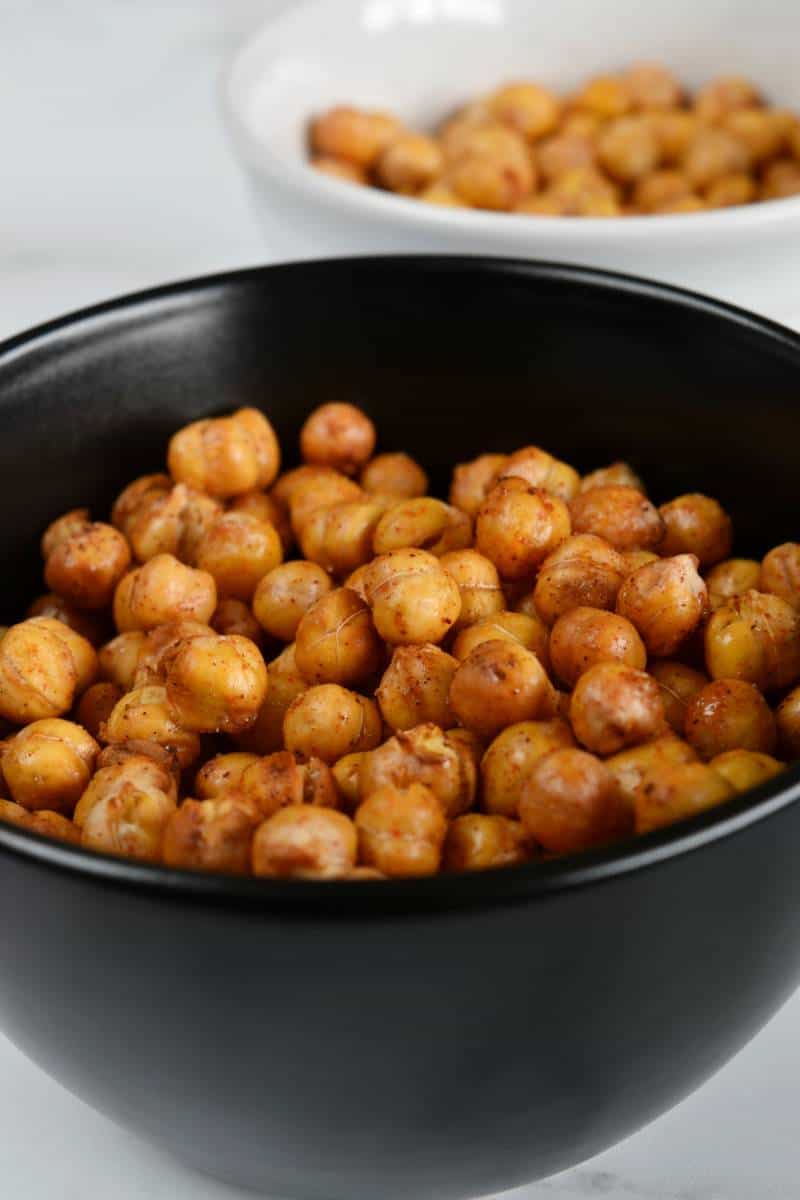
left=1, top=258, right=800, bottom=1198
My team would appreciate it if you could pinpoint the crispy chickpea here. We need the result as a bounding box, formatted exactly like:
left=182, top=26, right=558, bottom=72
left=168, top=407, right=280, bottom=499
left=633, top=169, right=694, bottom=213
left=113, top=479, right=222, bottom=565
left=230, top=491, right=293, bottom=554
left=533, top=534, right=627, bottom=626
left=98, top=630, right=147, bottom=691
left=550, top=607, right=646, bottom=688
left=597, top=116, right=660, bottom=182
left=570, top=485, right=664, bottom=551
left=284, top=684, right=381, bottom=764
left=373, top=497, right=471, bottom=558
left=448, top=126, right=535, bottom=210
left=0, top=618, right=97, bottom=723
left=102, top=685, right=201, bottom=768
left=77, top=755, right=177, bottom=861
left=487, top=82, right=560, bottom=141
left=211, top=597, right=264, bottom=648
left=164, top=634, right=267, bottom=735
left=706, top=558, right=762, bottom=611
left=626, top=62, right=683, bottom=111
left=253, top=561, right=333, bottom=642
left=762, top=159, right=800, bottom=200
left=498, top=445, right=580, bottom=502
left=537, top=132, right=596, bottom=183
left=635, top=762, right=734, bottom=834
left=418, top=181, right=465, bottom=206
left=519, top=748, right=633, bottom=854
left=76, top=681, right=124, bottom=739
left=606, top=733, right=698, bottom=807
left=481, top=718, right=575, bottom=817
left=195, top=752, right=261, bottom=799
left=440, top=549, right=504, bottom=631
left=163, top=796, right=261, bottom=875
left=650, top=110, right=699, bottom=164
left=683, top=128, right=750, bottom=190
left=364, top=548, right=461, bottom=645
left=616, top=555, right=707, bottom=657
left=332, top=752, right=367, bottom=813
left=376, top=133, right=444, bottom=194
left=311, top=156, right=367, bottom=185
left=705, top=590, right=800, bottom=691
left=360, top=452, right=428, bottom=499
left=355, top=783, right=447, bottom=878
left=272, top=463, right=342, bottom=513
left=581, top=463, right=646, bottom=495
left=571, top=661, right=665, bottom=755
left=685, top=678, right=776, bottom=759
left=776, top=687, right=800, bottom=759
left=545, top=166, right=621, bottom=216
left=452, top=611, right=550, bottom=671
left=0, top=797, right=34, bottom=829
left=194, top=512, right=282, bottom=601
left=360, top=723, right=476, bottom=819
left=26, top=811, right=81, bottom=844
left=253, top=805, right=357, bottom=880
left=760, top=543, right=800, bottom=610
left=299, top=403, right=376, bottom=477
left=443, top=813, right=529, bottom=872
left=43, top=521, right=131, bottom=611
left=95, top=739, right=180, bottom=779
left=704, top=171, right=757, bottom=208
left=721, top=108, right=788, bottom=162
left=27, top=592, right=108, bottom=647
left=376, top=644, right=458, bottom=732
left=694, top=76, right=761, bottom=123
left=132, top=621, right=216, bottom=688
left=449, top=454, right=509, bottom=517
left=3, top=719, right=98, bottom=814
left=309, top=107, right=400, bottom=168
left=449, top=639, right=555, bottom=739
left=235, top=643, right=306, bottom=755
left=295, top=588, right=383, bottom=687
left=41, top=508, right=91, bottom=558
left=659, top=495, right=732, bottom=568
left=477, top=478, right=571, bottom=581
left=648, top=660, right=708, bottom=734
left=113, top=554, right=216, bottom=633
left=573, top=74, right=633, bottom=119
left=298, top=498, right=388, bottom=575
left=710, top=749, right=784, bottom=794
left=236, top=751, right=338, bottom=818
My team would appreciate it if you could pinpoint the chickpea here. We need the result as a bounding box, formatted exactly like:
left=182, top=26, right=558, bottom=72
left=332, top=752, right=367, bottom=813
left=132, top=621, right=216, bottom=688
left=165, top=634, right=267, bottom=735
left=168, top=407, right=280, bottom=499
left=418, top=181, right=464, bottom=206
left=163, top=796, right=261, bottom=875
left=236, top=751, right=338, bottom=819
left=43, top=521, right=131, bottom=611
left=102, top=685, right=201, bottom=768
left=77, top=755, right=177, bottom=861
left=776, top=687, right=800, bottom=759
left=580, top=462, right=646, bottom=494
left=550, top=607, right=646, bottom=688
left=272, top=463, right=340, bottom=512
left=253, top=805, right=357, bottom=880
left=616, top=555, right=707, bottom=657
left=298, top=498, right=387, bottom=575
left=41, top=508, right=91, bottom=558
left=519, top=748, right=633, bottom=855
left=685, top=678, right=776, bottom=759
left=633, top=169, right=694, bottom=213
left=96, top=739, right=180, bottom=779
left=704, top=171, right=756, bottom=208
left=694, top=76, right=761, bottom=124
left=195, top=752, right=261, bottom=799
left=683, top=128, right=750, bottom=190
left=449, top=639, right=555, bottom=739
left=762, top=160, right=800, bottom=200
left=560, top=112, right=603, bottom=139
left=355, top=783, right=447, bottom=877
left=211, top=597, right=264, bottom=648
left=360, top=452, right=428, bottom=499
left=487, top=82, right=560, bottom=141
left=481, top=718, right=575, bottom=817
left=571, top=661, right=665, bottom=755
left=27, top=592, right=108, bottom=647
left=363, top=549, right=461, bottom=645
left=98, top=630, right=147, bottom=691
left=360, top=723, right=476, bottom=819
left=376, top=133, right=444, bottom=193
left=376, top=644, right=458, bottom=732
left=448, top=127, right=535, bottom=210
left=76, top=682, right=124, bottom=739
left=710, top=749, right=784, bottom=794
left=443, top=813, right=529, bottom=872
left=570, top=485, right=664, bottom=551
left=0, top=618, right=97, bottom=723
left=573, top=74, right=633, bottom=119
left=537, top=132, right=596, bottom=183
left=760, top=543, right=800, bottom=610
left=659, top=495, right=730, bottom=569
left=230, top=491, right=293, bottom=554
left=533, top=534, right=627, bottom=626
left=253, top=561, right=333, bottom=643
left=0, top=797, right=35, bottom=829
left=648, top=660, right=708, bottom=734
left=477, top=478, right=571, bottom=581
left=235, top=643, right=306, bottom=755
left=498, top=445, right=580, bottom=502
left=649, top=110, right=699, bottom=164
left=284, top=684, right=381, bottom=763
left=113, top=479, right=222, bottom=565
left=545, top=166, right=621, bottom=216
left=311, top=156, right=367, bottom=185
left=706, top=558, right=761, bottom=611
left=3, top=719, right=98, bottom=814
left=299, top=403, right=376, bottom=476
left=194, top=512, right=282, bottom=601
left=597, top=115, right=660, bottom=183
left=449, top=453, right=509, bottom=518
left=452, top=612, right=550, bottom=671
left=309, top=107, right=400, bottom=168
left=626, top=62, right=683, bottom=111
left=373, top=497, right=472, bottom=558
left=705, top=590, right=800, bottom=691
left=634, top=762, right=734, bottom=835
left=606, top=733, right=698, bottom=807
left=26, top=811, right=81, bottom=845
left=295, top=588, right=383, bottom=687
left=439, top=549, right=504, bottom=631
left=113, top=554, right=216, bottom=633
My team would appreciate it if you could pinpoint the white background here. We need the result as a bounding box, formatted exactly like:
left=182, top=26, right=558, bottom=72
left=1, top=2, right=799, bottom=1197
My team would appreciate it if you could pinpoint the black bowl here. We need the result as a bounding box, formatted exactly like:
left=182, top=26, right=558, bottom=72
left=1, top=257, right=800, bottom=1200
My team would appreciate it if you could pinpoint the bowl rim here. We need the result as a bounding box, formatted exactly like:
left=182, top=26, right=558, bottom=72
left=221, top=0, right=800, bottom=241
left=2, top=253, right=800, bottom=916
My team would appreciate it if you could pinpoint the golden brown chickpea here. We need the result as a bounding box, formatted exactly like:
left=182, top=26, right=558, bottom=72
left=131, top=621, right=216, bottom=688
left=95, top=738, right=181, bottom=780
left=448, top=126, right=535, bottom=210
left=163, top=796, right=261, bottom=875
left=234, top=642, right=306, bottom=755
left=634, top=761, right=734, bottom=834
left=165, top=634, right=267, bottom=735
left=284, top=684, right=381, bottom=764
left=519, top=748, right=634, bottom=855
left=777, top=686, right=800, bottom=759
left=624, top=549, right=661, bottom=573
left=332, top=752, right=367, bottom=813
left=26, top=810, right=81, bottom=844
left=113, top=554, right=217, bottom=633
left=418, top=181, right=465, bottom=206
left=487, top=82, right=560, bottom=141
left=195, top=752, right=261, bottom=799
left=311, top=156, right=367, bottom=185
left=573, top=74, right=633, bottom=119
left=113, top=479, right=222, bottom=565
left=550, top=607, right=647, bottom=688
left=606, top=733, right=698, bottom=807
left=683, top=128, right=750, bottom=190
left=685, top=678, right=776, bottom=759
left=439, top=550, right=504, bottom=631
left=545, top=166, right=621, bottom=216
left=705, top=558, right=762, bottom=611
left=309, top=107, right=400, bottom=168
left=102, top=685, right=201, bottom=768
left=194, top=512, right=282, bottom=601
left=376, top=133, right=444, bottom=194
left=452, top=611, right=550, bottom=671
left=653, top=194, right=707, bottom=215
left=271, top=464, right=337, bottom=512
left=77, top=755, right=177, bottom=861
left=298, top=497, right=388, bottom=575
left=443, top=813, right=529, bottom=872
left=253, top=805, right=357, bottom=880
left=570, top=485, right=664, bottom=551
left=27, top=592, right=108, bottom=647
left=210, top=597, right=264, bottom=648
left=649, top=110, right=699, bottom=164
left=498, top=445, right=581, bottom=502
left=168, top=407, right=280, bottom=499
left=449, top=638, right=555, bottom=739
left=626, top=62, right=683, bottom=111
left=633, top=169, right=694, bottom=213
left=300, top=403, right=376, bottom=477
left=41, top=508, right=91, bottom=559
left=76, top=681, right=124, bottom=739
left=253, top=561, right=333, bottom=643
left=617, top=555, right=708, bottom=657
left=694, top=76, right=761, bottom=123
left=580, top=462, right=646, bottom=494
left=230, top=491, right=293, bottom=554
left=360, top=723, right=476, bottom=819
left=537, top=132, right=596, bottom=183
left=533, top=534, right=627, bottom=626
left=359, top=452, right=428, bottom=499
left=236, top=751, right=338, bottom=819
left=364, top=548, right=462, bottom=645
left=373, top=497, right=472, bottom=558
left=44, top=521, right=131, bottom=611
left=571, top=661, right=666, bottom=755
left=597, top=115, right=660, bottom=182
left=0, top=618, right=97, bottom=724
left=710, top=749, right=784, bottom=794
left=355, top=782, right=447, bottom=878
left=477, top=478, right=571, bottom=581
left=376, top=644, right=458, bottom=732
left=704, top=172, right=757, bottom=208
left=705, top=590, right=800, bottom=691
left=762, top=159, right=800, bottom=200
left=760, top=543, right=800, bottom=610
left=648, top=660, right=708, bottom=734
left=480, top=718, right=575, bottom=817
left=295, top=588, right=383, bottom=688
left=560, top=111, right=603, bottom=138
left=449, top=454, right=509, bottom=518
left=3, top=719, right=98, bottom=814
left=98, top=630, right=147, bottom=691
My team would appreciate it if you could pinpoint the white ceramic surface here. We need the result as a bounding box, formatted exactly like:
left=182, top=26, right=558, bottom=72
left=224, top=0, right=800, bottom=322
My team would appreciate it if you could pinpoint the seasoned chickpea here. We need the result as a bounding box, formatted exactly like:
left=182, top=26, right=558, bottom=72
left=443, top=813, right=529, bottom=872
left=98, top=630, right=147, bottom=690
left=498, top=445, right=580, bottom=502
left=550, top=607, right=646, bottom=688
left=580, top=462, right=645, bottom=494
left=373, top=497, right=472, bottom=557
left=165, top=634, right=267, bottom=734
left=448, top=127, right=535, bottom=210
left=606, top=733, right=698, bottom=807
left=311, top=156, right=367, bottom=184
left=633, top=169, right=694, bottom=213
left=26, top=811, right=81, bottom=844
left=360, top=452, right=428, bottom=499
left=300, top=403, right=376, bottom=477
left=710, top=749, right=784, bottom=794
left=44, top=521, right=131, bottom=611
left=95, top=739, right=180, bottom=779
left=705, top=590, right=800, bottom=691
left=648, top=660, right=708, bottom=734
left=295, top=588, right=383, bottom=687
left=440, top=549, right=504, bottom=631
left=449, top=453, right=509, bottom=518
left=236, top=751, right=338, bottom=818
left=776, top=687, right=800, bottom=759
left=132, top=620, right=216, bottom=688
left=452, top=611, right=550, bottom=671
left=418, top=181, right=464, bottom=206
left=616, top=555, right=707, bottom=657
left=102, top=685, right=201, bottom=768
left=235, top=643, right=306, bottom=755
left=309, top=107, right=400, bottom=168
left=449, top=639, right=555, bottom=739
left=626, top=62, right=683, bottom=111
left=168, top=407, right=280, bottom=499
left=364, top=549, right=461, bottom=645
left=659, top=493, right=732, bottom=566
left=297, top=498, right=386, bottom=575
left=332, top=752, right=367, bottom=812
left=570, top=485, right=664, bottom=551
left=545, top=166, right=621, bottom=216
left=634, top=762, right=734, bottom=835
left=537, top=132, right=596, bottom=183
left=0, top=617, right=97, bottom=723
left=488, top=82, right=560, bottom=141
left=284, top=684, right=381, bottom=763
left=113, top=479, right=221, bottom=565
left=481, top=718, right=575, bottom=817
left=27, top=592, right=108, bottom=647
left=706, top=558, right=761, bottom=610
left=114, top=554, right=216, bottom=633
left=533, top=534, right=627, bottom=626
left=211, top=597, right=264, bottom=647
left=694, top=76, right=761, bottom=123
left=597, top=115, right=660, bottom=182
left=376, top=133, right=444, bottom=193
left=573, top=74, right=633, bottom=119
left=760, top=543, right=800, bottom=609
left=194, top=512, right=282, bottom=601
left=3, top=719, right=98, bottom=814
left=0, top=798, right=40, bottom=830
left=720, top=108, right=785, bottom=162
left=41, top=508, right=91, bottom=558
left=685, top=678, right=776, bottom=759
left=762, top=159, right=800, bottom=200
left=195, top=752, right=261, bottom=799
left=649, top=110, right=699, bottom=164
left=77, top=755, right=177, bottom=861
left=683, top=128, right=750, bottom=190
left=360, top=723, right=476, bottom=819
left=376, top=644, right=458, bottom=732
left=230, top=491, right=293, bottom=554
left=571, top=661, right=665, bottom=755
left=477, top=478, right=571, bottom=580
left=704, top=172, right=757, bottom=208
left=520, top=748, right=633, bottom=854
left=355, top=783, right=447, bottom=877
left=253, top=805, right=357, bottom=879
left=76, top=682, right=124, bottom=739
left=163, top=796, right=261, bottom=875
left=253, top=561, right=333, bottom=642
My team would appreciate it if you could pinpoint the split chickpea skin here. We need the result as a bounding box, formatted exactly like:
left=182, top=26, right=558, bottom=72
left=0, top=400, right=797, bottom=880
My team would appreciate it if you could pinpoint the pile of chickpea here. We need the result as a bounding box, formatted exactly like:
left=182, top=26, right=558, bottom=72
left=0, top=400, right=798, bottom=881
left=309, top=65, right=800, bottom=215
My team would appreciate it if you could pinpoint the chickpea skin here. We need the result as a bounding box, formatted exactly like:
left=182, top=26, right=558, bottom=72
left=533, top=534, right=627, bottom=626
left=376, top=644, right=458, bottom=732
left=705, top=590, right=800, bottom=691
left=373, top=498, right=472, bottom=557
left=113, top=554, right=216, bottom=633
left=440, top=549, right=504, bottom=631
left=449, top=639, right=555, bottom=739
left=550, top=607, right=646, bottom=688
left=498, top=445, right=580, bottom=502
left=284, top=684, right=382, bottom=764
left=253, top=561, right=333, bottom=643
left=165, top=634, right=267, bottom=735
left=211, top=598, right=265, bottom=648
left=710, top=749, right=785, bottom=794
left=3, top=719, right=98, bottom=814
left=102, top=685, right=201, bottom=769
left=449, top=453, right=509, bottom=518
left=452, top=611, right=550, bottom=672
left=685, top=679, right=776, bottom=760
left=132, top=620, right=217, bottom=688
left=634, top=762, right=734, bottom=835
left=760, top=543, right=800, bottom=610
left=355, top=783, right=447, bottom=877
left=658, top=493, right=733, bottom=567
left=76, top=682, right=124, bottom=740
left=570, top=661, right=666, bottom=755
left=253, top=806, right=357, bottom=880
left=0, top=617, right=97, bottom=723
left=163, top=796, right=261, bottom=875
left=570, top=485, right=664, bottom=552
left=360, top=452, right=428, bottom=500
left=113, top=479, right=222, bottom=565
left=443, top=814, right=529, bottom=872
left=300, top=403, right=376, bottom=476
left=648, top=660, right=708, bottom=734
left=481, top=718, right=576, bottom=818
left=360, top=723, right=477, bottom=819
left=195, top=752, right=261, bottom=799
left=309, top=107, right=400, bottom=169
left=194, top=512, right=282, bottom=601
left=77, top=755, right=177, bottom=862
left=520, top=748, right=634, bottom=855
left=616, top=555, right=708, bottom=657
left=295, top=588, right=383, bottom=687
left=364, top=549, right=462, bottom=645
left=777, top=687, right=800, bottom=760
left=98, top=631, right=147, bottom=691
left=376, top=133, right=444, bottom=194
left=706, top=558, right=761, bottom=611
left=168, top=407, right=280, bottom=499
left=477, top=478, right=571, bottom=581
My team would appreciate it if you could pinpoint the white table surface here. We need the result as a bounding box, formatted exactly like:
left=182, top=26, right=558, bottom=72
left=2, top=3, right=800, bottom=1197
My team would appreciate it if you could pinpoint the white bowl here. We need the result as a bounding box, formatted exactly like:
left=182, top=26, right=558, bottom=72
left=223, top=0, right=800, bottom=323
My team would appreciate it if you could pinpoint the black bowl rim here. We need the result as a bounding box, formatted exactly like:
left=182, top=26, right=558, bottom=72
left=2, top=253, right=799, bottom=917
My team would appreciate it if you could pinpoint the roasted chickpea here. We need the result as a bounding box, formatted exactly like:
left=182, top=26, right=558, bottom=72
left=705, top=590, right=800, bottom=691
left=704, top=172, right=757, bottom=208
left=113, top=478, right=222, bottom=565
left=633, top=169, right=694, bottom=213
left=194, top=512, right=282, bottom=601
left=234, top=643, right=306, bottom=755
left=498, top=445, right=580, bottom=502
left=364, top=549, right=461, bottom=645
left=298, top=498, right=388, bottom=575
left=311, top=156, right=367, bottom=184
left=360, top=723, right=476, bottom=819
left=168, top=407, right=280, bottom=499
left=533, top=534, right=627, bottom=626
left=573, top=74, right=633, bottom=119
left=273, top=465, right=356, bottom=524
left=77, top=755, right=177, bottom=861
left=550, top=607, right=646, bottom=688
left=634, top=762, right=734, bottom=835
left=95, top=739, right=180, bottom=779
left=236, top=751, right=338, bottom=819
left=477, top=478, right=571, bottom=581
left=597, top=115, right=660, bottom=182
left=449, top=454, right=509, bottom=518
left=570, top=485, right=664, bottom=551
left=0, top=617, right=97, bottom=723
left=481, top=718, right=576, bottom=818
left=487, top=81, right=560, bottom=141
left=659, top=494, right=732, bottom=566
left=41, top=508, right=91, bottom=558
left=360, top=452, right=428, bottom=499
left=332, top=752, right=367, bottom=812
left=211, top=597, right=264, bottom=648
left=777, top=686, right=800, bottom=759
left=300, top=403, right=376, bottom=477
left=719, top=108, right=785, bottom=162
left=3, top=719, right=98, bottom=814
left=26, top=811, right=81, bottom=844
left=606, top=733, right=698, bottom=807
left=309, top=107, right=400, bottom=168
left=376, top=133, right=444, bottom=193
left=418, top=181, right=465, bottom=206
left=114, top=554, right=216, bottom=633
left=132, top=620, right=216, bottom=688
left=626, top=61, right=683, bottom=111
left=760, top=543, right=800, bottom=609
left=706, top=558, right=761, bottom=611
left=448, top=126, right=535, bottom=210
left=284, top=684, right=381, bottom=763
left=195, top=752, right=261, bottom=799
left=762, top=159, right=800, bottom=200
left=694, top=76, right=761, bottom=123
left=683, top=128, right=750, bottom=190
left=685, top=678, right=776, bottom=759
left=102, top=685, right=201, bottom=768
left=376, top=644, right=458, bottom=732
left=163, top=796, right=261, bottom=875
left=43, top=521, right=131, bottom=611
left=537, top=132, right=596, bottom=183
left=653, top=193, right=707, bottom=215
left=519, top=748, right=633, bottom=854
left=580, top=462, right=645, bottom=494
left=449, top=639, right=555, bottom=739
left=0, top=798, right=35, bottom=829
left=27, top=592, right=108, bottom=647
left=439, top=549, right=504, bottom=632
left=164, top=634, right=267, bottom=735
left=98, top=631, right=147, bottom=690
left=443, top=814, right=529, bottom=872
left=571, top=661, right=665, bottom=755
left=545, top=166, right=621, bottom=215
left=710, top=749, right=784, bottom=794
left=253, top=805, right=357, bottom=879
left=76, top=681, right=124, bottom=739
left=355, top=782, right=447, bottom=877
left=649, top=110, right=699, bottom=164
left=295, top=588, right=383, bottom=687
left=373, top=497, right=472, bottom=557
left=648, top=660, right=708, bottom=734
left=230, top=491, right=293, bottom=554
left=253, top=562, right=333, bottom=643
left=452, top=611, right=550, bottom=671
left=616, top=555, right=707, bottom=657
